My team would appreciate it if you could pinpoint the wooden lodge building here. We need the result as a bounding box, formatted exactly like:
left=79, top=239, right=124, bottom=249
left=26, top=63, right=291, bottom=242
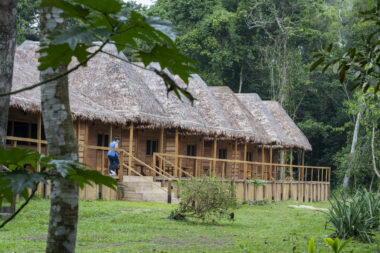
left=6, top=41, right=331, bottom=203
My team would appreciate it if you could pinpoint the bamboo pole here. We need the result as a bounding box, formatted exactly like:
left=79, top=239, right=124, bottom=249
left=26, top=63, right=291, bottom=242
left=159, top=128, right=164, bottom=172
left=234, top=140, right=238, bottom=179
left=261, top=145, right=265, bottom=179
left=37, top=114, right=42, bottom=155
left=200, top=136, right=204, bottom=177
left=174, top=128, right=179, bottom=177
left=300, top=149, right=304, bottom=183
left=243, top=143, right=247, bottom=180
left=128, top=123, right=134, bottom=175
left=213, top=136, right=217, bottom=175
left=290, top=148, right=293, bottom=179
left=270, top=144, right=273, bottom=180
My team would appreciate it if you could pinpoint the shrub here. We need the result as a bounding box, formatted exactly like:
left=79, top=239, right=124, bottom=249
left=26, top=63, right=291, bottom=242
left=326, top=189, right=380, bottom=243
left=170, top=177, right=238, bottom=222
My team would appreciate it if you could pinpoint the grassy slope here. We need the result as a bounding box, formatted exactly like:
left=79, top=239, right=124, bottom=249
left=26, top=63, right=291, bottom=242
left=0, top=199, right=378, bottom=252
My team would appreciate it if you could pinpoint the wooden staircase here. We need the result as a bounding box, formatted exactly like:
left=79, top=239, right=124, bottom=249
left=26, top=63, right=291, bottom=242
left=121, top=176, right=179, bottom=203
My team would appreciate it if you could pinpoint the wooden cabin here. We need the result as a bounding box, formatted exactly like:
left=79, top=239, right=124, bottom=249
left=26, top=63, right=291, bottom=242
left=5, top=41, right=331, bottom=202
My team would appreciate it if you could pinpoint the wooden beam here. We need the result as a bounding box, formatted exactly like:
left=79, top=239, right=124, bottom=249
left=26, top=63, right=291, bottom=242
left=243, top=143, right=247, bottom=180
left=128, top=123, right=134, bottom=175
left=174, top=128, right=179, bottom=177
left=261, top=145, right=265, bottom=179
left=212, top=136, right=217, bottom=176
left=301, top=149, right=305, bottom=181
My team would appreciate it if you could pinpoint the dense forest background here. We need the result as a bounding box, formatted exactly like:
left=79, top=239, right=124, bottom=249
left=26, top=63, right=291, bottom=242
left=16, top=0, right=379, bottom=190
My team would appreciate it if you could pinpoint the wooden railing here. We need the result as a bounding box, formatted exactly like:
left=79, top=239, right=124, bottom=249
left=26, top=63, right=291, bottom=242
left=153, top=153, right=331, bottom=184
left=5, top=136, right=330, bottom=186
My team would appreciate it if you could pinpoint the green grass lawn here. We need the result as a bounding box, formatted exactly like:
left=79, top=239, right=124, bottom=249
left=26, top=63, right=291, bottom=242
left=0, top=199, right=379, bottom=252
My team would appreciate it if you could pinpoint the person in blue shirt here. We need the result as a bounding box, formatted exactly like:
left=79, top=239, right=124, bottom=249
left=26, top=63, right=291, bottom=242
left=108, top=136, right=120, bottom=176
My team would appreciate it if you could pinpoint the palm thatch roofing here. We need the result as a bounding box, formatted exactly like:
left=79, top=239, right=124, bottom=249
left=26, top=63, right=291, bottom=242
left=209, top=86, right=267, bottom=143
left=263, top=101, right=312, bottom=151
left=10, top=41, right=311, bottom=149
left=235, top=93, right=294, bottom=148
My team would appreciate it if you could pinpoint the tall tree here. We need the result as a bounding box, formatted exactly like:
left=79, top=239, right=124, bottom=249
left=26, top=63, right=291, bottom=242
left=0, top=0, right=18, bottom=147
left=39, top=5, right=79, bottom=252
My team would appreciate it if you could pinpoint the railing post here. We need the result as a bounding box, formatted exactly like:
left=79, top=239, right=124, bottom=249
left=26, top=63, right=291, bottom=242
left=152, top=154, right=157, bottom=181
left=174, top=128, right=179, bottom=178
left=243, top=144, right=248, bottom=179
left=167, top=180, right=172, bottom=204
left=213, top=136, right=217, bottom=175
left=261, top=145, right=265, bottom=180
left=270, top=144, right=273, bottom=180
left=128, top=123, right=134, bottom=176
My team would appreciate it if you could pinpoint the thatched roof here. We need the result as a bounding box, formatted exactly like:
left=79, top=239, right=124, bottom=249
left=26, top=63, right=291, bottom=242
left=263, top=101, right=312, bottom=151
left=236, top=93, right=293, bottom=147
left=11, top=41, right=122, bottom=123
left=11, top=41, right=311, bottom=149
left=209, top=87, right=268, bottom=143
left=131, top=63, right=210, bottom=134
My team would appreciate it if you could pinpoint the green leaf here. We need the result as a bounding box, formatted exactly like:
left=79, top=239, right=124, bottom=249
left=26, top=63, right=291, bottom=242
left=73, top=0, right=122, bottom=14
left=338, top=238, right=352, bottom=253
left=332, top=62, right=339, bottom=74
left=52, top=27, right=97, bottom=50
left=2, top=171, right=46, bottom=194
left=40, top=0, right=90, bottom=21
left=308, top=237, right=315, bottom=253
left=310, top=58, right=324, bottom=71
left=339, top=68, right=346, bottom=83
left=327, top=43, right=333, bottom=52
left=38, top=43, right=91, bottom=70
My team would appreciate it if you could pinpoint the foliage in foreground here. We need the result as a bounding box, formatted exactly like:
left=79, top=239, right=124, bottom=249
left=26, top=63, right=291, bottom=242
left=326, top=189, right=380, bottom=243
left=0, top=147, right=117, bottom=228
left=307, top=237, right=352, bottom=253
left=170, top=177, right=238, bottom=222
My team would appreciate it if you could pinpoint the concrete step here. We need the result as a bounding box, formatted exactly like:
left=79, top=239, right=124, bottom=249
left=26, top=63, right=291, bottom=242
left=123, top=176, right=153, bottom=182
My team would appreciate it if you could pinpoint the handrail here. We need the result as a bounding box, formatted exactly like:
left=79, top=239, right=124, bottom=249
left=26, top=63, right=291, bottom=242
left=6, top=136, right=47, bottom=144
left=156, top=153, right=330, bottom=170
left=155, top=153, right=194, bottom=178
left=122, top=163, right=168, bottom=193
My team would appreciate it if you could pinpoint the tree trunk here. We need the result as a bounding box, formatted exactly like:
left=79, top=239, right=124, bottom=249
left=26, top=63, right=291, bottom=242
left=238, top=62, right=243, bottom=93
left=0, top=0, right=18, bottom=147
left=342, top=109, right=363, bottom=190
left=40, top=6, right=79, bottom=253
left=371, top=126, right=380, bottom=179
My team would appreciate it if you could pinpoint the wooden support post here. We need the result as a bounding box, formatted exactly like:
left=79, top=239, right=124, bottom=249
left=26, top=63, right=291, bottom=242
left=109, top=125, right=113, bottom=142
left=159, top=128, right=164, bottom=172
left=290, top=148, right=293, bottom=179
left=234, top=140, right=238, bottom=179
left=37, top=114, right=42, bottom=157
left=152, top=154, right=156, bottom=181
left=178, top=158, right=182, bottom=179
left=311, top=168, right=314, bottom=202
left=243, top=143, right=247, bottom=180
left=301, top=149, right=305, bottom=181
left=270, top=145, right=273, bottom=180
left=261, top=145, right=265, bottom=180
left=213, top=136, right=217, bottom=175
left=167, top=180, right=172, bottom=204
left=200, top=136, right=204, bottom=177
left=128, top=123, right=134, bottom=176
left=174, top=128, right=179, bottom=177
